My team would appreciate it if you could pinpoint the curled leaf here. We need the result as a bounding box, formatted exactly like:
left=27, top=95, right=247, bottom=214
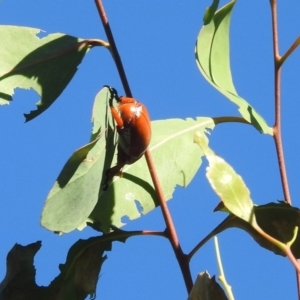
left=195, top=1, right=273, bottom=135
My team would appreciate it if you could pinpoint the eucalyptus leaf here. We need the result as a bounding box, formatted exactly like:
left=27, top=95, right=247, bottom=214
left=195, top=1, right=273, bottom=135
left=0, top=26, right=95, bottom=121
left=194, top=132, right=254, bottom=223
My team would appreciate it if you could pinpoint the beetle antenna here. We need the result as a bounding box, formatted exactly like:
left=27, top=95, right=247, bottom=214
left=103, top=85, right=120, bottom=106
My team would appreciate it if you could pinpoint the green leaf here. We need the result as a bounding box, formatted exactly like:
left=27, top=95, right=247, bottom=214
left=89, top=117, right=215, bottom=232
left=41, top=88, right=117, bottom=233
left=195, top=1, right=273, bottom=135
left=42, top=85, right=215, bottom=233
left=194, top=132, right=254, bottom=222
left=196, top=202, right=300, bottom=258
left=0, top=26, right=94, bottom=121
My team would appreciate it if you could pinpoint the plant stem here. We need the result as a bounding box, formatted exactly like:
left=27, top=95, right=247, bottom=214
left=280, top=36, right=300, bottom=67
left=145, top=151, right=193, bottom=292
left=214, top=236, right=235, bottom=300
left=270, top=1, right=298, bottom=295
left=94, top=0, right=193, bottom=293
left=94, top=0, right=132, bottom=97
left=269, top=0, right=291, bottom=205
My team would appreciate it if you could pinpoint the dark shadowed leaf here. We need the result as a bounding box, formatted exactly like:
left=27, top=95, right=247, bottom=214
left=203, top=0, right=220, bottom=25
left=188, top=271, right=228, bottom=300
left=195, top=1, right=272, bottom=135
left=198, top=202, right=300, bottom=258
left=0, top=241, right=42, bottom=299
left=0, top=235, right=121, bottom=300
left=0, top=26, right=105, bottom=121
left=49, top=235, right=116, bottom=299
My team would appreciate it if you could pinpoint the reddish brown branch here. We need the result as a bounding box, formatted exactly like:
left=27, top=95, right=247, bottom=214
left=94, top=0, right=132, bottom=97
left=270, top=0, right=298, bottom=297
left=269, top=0, right=291, bottom=205
left=280, top=36, right=300, bottom=66
left=145, top=151, right=193, bottom=291
left=94, top=0, right=193, bottom=293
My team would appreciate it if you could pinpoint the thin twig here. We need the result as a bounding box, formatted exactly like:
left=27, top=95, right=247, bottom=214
left=94, top=0, right=132, bottom=96
left=252, top=221, right=300, bottom=273
left=269, top=0, right=291, bottom=205
left=214, top=236, right=235, bottom=300
left=187, top=215, right=233, bottom=262
left=94, top=0, right=193, bottom=293
left=280, top=36, right=300, bottom=66
left=270, top=1, right=297, bottom=297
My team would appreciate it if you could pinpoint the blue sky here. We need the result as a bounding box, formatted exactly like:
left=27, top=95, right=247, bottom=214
left=1, top=1, right=300, bottom=299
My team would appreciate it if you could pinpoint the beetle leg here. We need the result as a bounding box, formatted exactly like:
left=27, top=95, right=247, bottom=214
left=104, top=85, right=125, bottom=130
left=103, top=161, right=125, bottom=191
left=110, top=106, right=124, bottom=133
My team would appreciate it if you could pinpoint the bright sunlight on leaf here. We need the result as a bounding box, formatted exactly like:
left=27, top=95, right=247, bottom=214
left=194, top=132, right=255, bottom=223
left=195, top=1, right=273, bottom=135
left=89, top=117, right=215, bottom=233
left=0, top=26, right=97, bottom=121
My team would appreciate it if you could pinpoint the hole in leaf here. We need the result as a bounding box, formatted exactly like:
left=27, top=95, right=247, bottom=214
left=36, top=30, right=48, bottom=39
left=134, top=200, right=143, bottom=215
left=121, top=215, right=131, bottom=224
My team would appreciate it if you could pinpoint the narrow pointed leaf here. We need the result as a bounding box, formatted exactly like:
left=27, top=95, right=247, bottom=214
left=195, top=1, right=273, bottom=135
left=0, top=26, right=99, bottom=121
left=90, top=118, right=215, bottom=232
left=41, top=88, right=117, bottom=233
left=194, top=133, right=254, bottom=222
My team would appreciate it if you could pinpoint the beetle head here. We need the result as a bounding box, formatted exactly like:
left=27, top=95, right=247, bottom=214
left=103, top=85, right=120, bottom=106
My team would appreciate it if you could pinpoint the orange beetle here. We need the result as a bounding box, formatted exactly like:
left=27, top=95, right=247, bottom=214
left=104, top=86, right=151, bottom=188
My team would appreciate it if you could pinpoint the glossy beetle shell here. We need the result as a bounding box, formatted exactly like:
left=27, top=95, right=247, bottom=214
left=104, top=89, right=152, bottom=189
left=116, top=97, right=151, bottom=164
